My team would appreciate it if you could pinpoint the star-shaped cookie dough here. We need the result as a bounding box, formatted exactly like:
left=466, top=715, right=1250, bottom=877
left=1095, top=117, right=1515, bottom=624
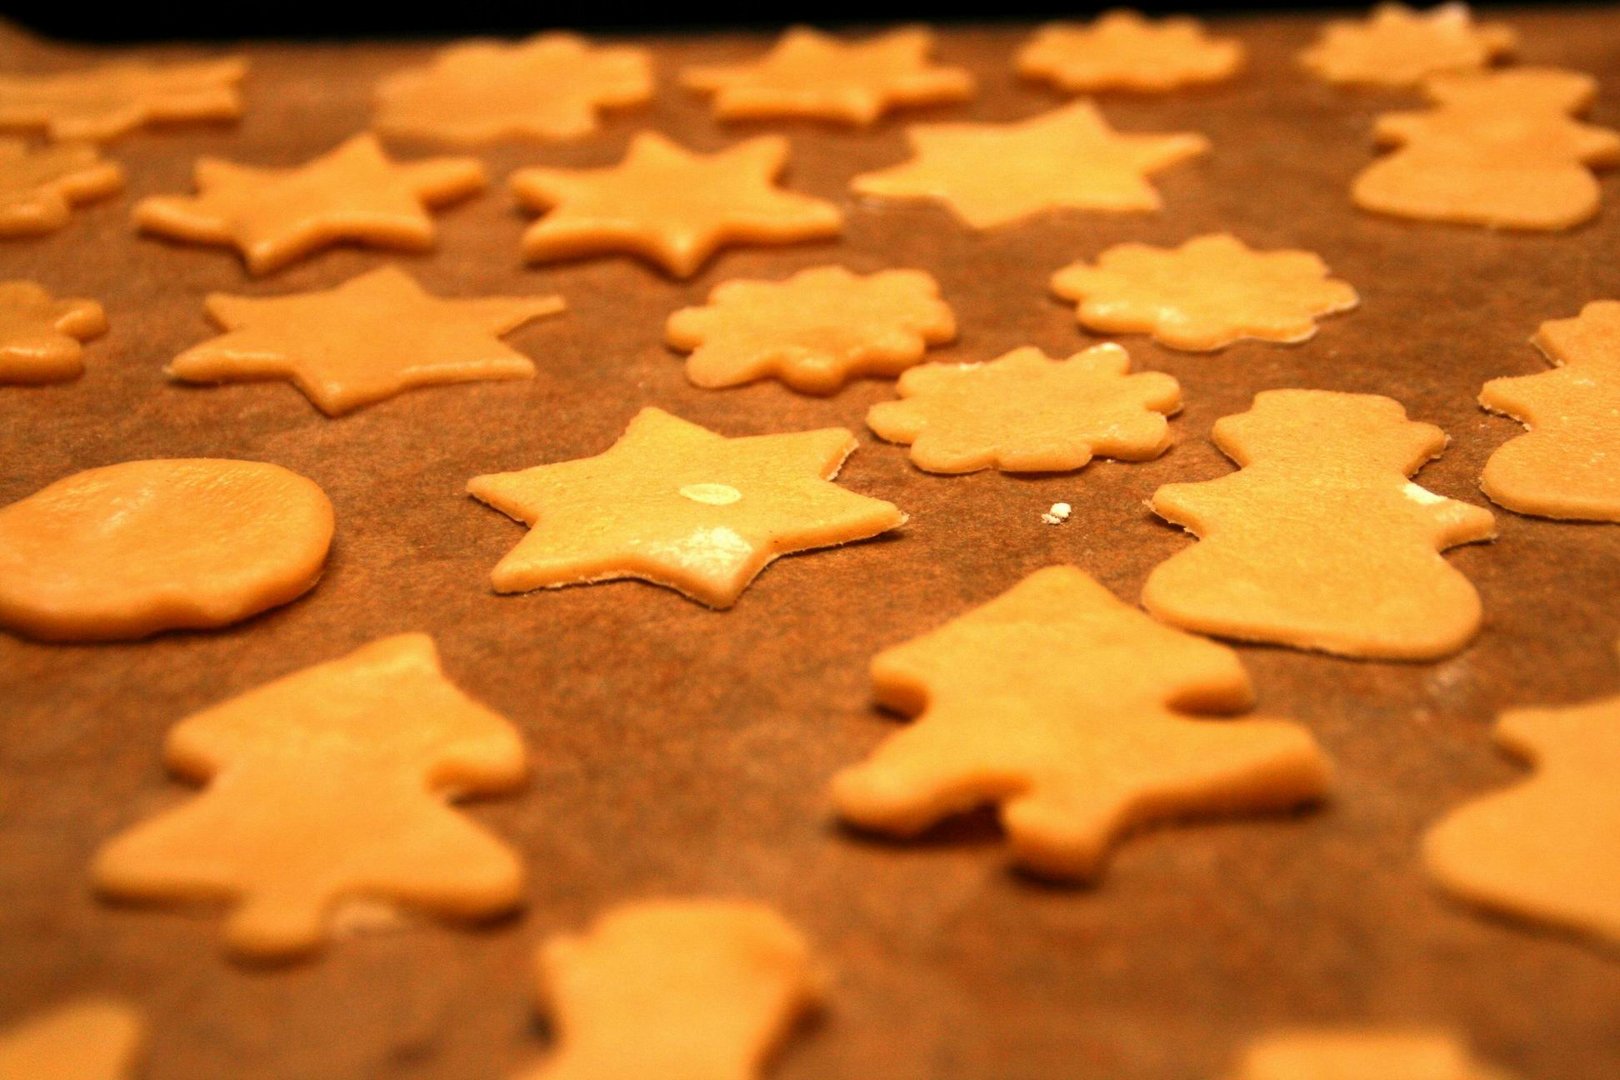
left=1300, top=3, right=1516, bottom=87
left=0, top=57, right=247, bottom=142
left=867, top=344, right=1181, bottom=473
left=0, top=280, right=107, bottom=384
left=374, top=33, right=652, bottom=143
left=0, top=138, right=123, bottom=237
left=1017, top=11, right=1245, bottom=93
left=682, top=25, right=974, bottom=126
left=665, top=265, right=957, bottom=394
left=511, top=133, right=842, bottom=278
left=850, top=101, right=1209, bottom=228
left=134, top=133, right=486, bottom=275
left=1050, top=233, right=1359, bottom=351
left=167, top=265, right=564, bottom=415
left=467, top=406, right=905, bottom=608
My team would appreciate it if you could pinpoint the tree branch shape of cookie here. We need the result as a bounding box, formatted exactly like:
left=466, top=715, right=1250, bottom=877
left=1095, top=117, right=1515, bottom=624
left=1423, top=644, right=1620, bottom=947
left=0, top=1001, right=143, bottom=1080
left=134, top=133, right=487, bottom=275
left=0, top=139, right=123, bottom=237
left=518, top=900, right=821, bottom=1080
left=93, top=634, right=527, bottom=960
left=866, top=344, right=1180, bottom=474
left=1299, top=3, right=1515, bottom=87
left=683, top=25, right=974, bottom=126
left=1230, top=1029, right=1515, bottom=1080
left=1017, top=11, right=1244, bottom=93
left=1050, top=233, right=1358, bottom=352
left=1143, top=390, right=1497, bottom=660
left=468, top=407, right=905, bottom=609
left=1353, top=68, right=1620, bottom=231
left=666, top=265, right=956, bottom=394
left=375, top=33, right=652, bottom=143
left=0, top=280, right=106, bottom=384
left=0, top=57, right=247, bottom=141
left=1479, top=300, right=1620, bottom=521
left=833, top=566, right=1332, bottom=882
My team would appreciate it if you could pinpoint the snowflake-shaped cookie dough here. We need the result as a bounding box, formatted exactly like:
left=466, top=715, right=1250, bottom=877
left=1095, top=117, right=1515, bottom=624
left=1017, top=11, right=1244, bottom=93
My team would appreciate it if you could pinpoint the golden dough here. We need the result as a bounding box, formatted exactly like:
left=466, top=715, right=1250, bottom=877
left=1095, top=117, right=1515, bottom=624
left=93, top=634, right=527, bottom=960
left=0, top=139, right=122, bottom=238
left=1479, top=300, right=1620, bottom=521
left=833, top=566, right=1331, bottom=882
left=468, top=407, right=905, bottom=609
left=1017, top=11, right=1244, bottom=93
left=1143, top=390, right=1496, bottom=660
left=682, top=26, right=974, bottom=126
left=0, top=57, right=246, bottom=141
left=1231, top=1028, right=1513, bottom=1080
left=520, top=900, right=820, bottom=1080
left=0, top=459, right=333, bottom=642
left=510, top=133, right=842, bottom=278
left=866, top=344, right=1180, bottom=474
left=0, top=280, right=106, bottom=384
left=665, top=265, right=956, bottom=394
left=0, top=1001, right=142, bottom=1080
left=1299, top=3, right=1515, bottom=87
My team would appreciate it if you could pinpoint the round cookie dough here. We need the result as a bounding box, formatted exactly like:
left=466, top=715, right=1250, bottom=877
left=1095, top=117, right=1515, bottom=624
left=0, top=459, right=334, bottom=642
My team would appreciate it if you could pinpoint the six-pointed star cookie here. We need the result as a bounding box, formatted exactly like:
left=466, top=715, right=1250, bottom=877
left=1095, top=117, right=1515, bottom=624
left=134, top=133, right=487, bottom=275
left=682, top=25, right=975, bottom=126
left=0, top=57, right=247, bottom=142
left=467, top=406, right=906, bottom=608
left=510, top=132, right=843, bottom=278
left=1017, top=11, right=1245, bottom=93
left=851, top=101, right=1209, bottom=228
left=666, top=265, right=957, bottom=394
left=374, top=32, right=652, bottom=143
left=0, top=280, right=107, bottom=384
left=166, top=265, right=564, bottom=415
left=1051, top=233, right=1359, bottom=351
left=0, top=138, right=123, bottom=237
left=1300, top=2, right=1516, bottom=87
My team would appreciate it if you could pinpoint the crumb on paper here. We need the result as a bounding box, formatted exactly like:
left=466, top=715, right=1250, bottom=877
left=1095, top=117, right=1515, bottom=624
left=1042, top=502, right=1072, bottom=525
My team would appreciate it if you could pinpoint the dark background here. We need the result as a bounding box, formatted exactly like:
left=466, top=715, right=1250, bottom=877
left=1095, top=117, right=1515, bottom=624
left=1, top=1, right=1574, bottom=43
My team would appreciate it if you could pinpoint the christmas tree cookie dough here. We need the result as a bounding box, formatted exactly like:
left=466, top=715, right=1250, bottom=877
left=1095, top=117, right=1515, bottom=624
left=0, top=459, right=333, bottom=642
left=851, top=101, right=1208, bottom=228
left=0, top=57, right=246, bottom=141
left=832, top=566, right=1331, bottom=882
left=1050, top=233, right=1358, bottom=352
left=511, top=133, right=842, bottom=278
left=0, top=281, right=106, bottom=384
left=665, top=265, right=956, bottom=394
left=0, top=1001, right=143, bottom=1080
left=167, top=265, right=563, bottom=415
left=1353, top=68, right=1620, bottom=231
left=134, top=133, right=486, bottom=275
left=1423, top=643, right=1620, bottom=947
left=1143, top=390, right=1496, bottom=660
left=375, top=33, right=652, bottom=143
left=682, top=26, right=974, bottom=126
left=866, top=344, right=1180, bottom=474
left=1230, top=1029, right=1514, bottom=1080
left=0, top=139, right=123, bottom=238
left=1480, top=302, right=1620, bottom=521
left=1299, top=3, right=1515, bottom=87
left=517, top=900, right=820, bottom=1080
left=469, top=407, right=905, bottom=608
left=93, top=634, right=527, bottom=960
left=1017, top=11, right=1244, bottom=93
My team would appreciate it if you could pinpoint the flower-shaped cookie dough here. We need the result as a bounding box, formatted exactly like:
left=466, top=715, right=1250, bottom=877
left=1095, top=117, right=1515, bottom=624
left=1300, top=3, right=1516, bottom=87
left=0, top=57, right=246, bottom=141
left=851, top=101, right=1208, bottom=228
left=0, top=138, right=123, bottom=237
left=135, top=134, right=486, bottom=275
left=0, top=280, right=106, bottom=384
left=1017, top=11, right=1244, bottom=93
left=1050, top=233, right=1359, bottom=352
left=468, top=407, right=905, bottom=608
left=511, top=133, right=842, bottom=278
left=867, top=344, right=1181, bottom=474
left=682, top=25, right=974, bottom=126
left=666, top=265, right=956, bottom=394
left=374, top=33, right=652, bottom=143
